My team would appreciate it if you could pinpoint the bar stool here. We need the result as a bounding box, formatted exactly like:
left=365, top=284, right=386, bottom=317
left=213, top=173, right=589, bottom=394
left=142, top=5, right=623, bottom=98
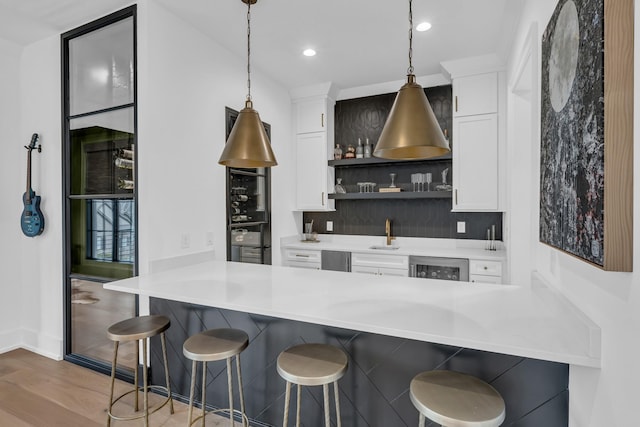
left=410, top=370, right=505, bottom=427
left=277, top=343, right=348, bottom=427
left=183, top=328, right=249, bottom=426
left=107, top=315, right=174, bottom=427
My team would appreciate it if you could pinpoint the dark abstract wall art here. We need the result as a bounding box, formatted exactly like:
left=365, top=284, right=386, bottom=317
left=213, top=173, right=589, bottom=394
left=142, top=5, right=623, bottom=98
left=539, top=0, right=633, bottom=271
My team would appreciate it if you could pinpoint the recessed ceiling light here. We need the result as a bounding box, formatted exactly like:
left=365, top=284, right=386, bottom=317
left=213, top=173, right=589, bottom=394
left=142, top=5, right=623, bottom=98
left=303, top=48, right=316, bottom=57
left=416, top=22, right=432, bottom=32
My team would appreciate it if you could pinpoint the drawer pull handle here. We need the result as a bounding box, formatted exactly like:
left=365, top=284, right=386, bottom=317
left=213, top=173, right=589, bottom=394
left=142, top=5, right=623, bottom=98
left=484, top=266, right=488, bottom=270
left=296, top=254, right=310, bottom=258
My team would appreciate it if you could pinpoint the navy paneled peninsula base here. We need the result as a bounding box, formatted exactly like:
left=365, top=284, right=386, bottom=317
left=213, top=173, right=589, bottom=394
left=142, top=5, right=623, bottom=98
left=150, top=298, right=568, bottom=427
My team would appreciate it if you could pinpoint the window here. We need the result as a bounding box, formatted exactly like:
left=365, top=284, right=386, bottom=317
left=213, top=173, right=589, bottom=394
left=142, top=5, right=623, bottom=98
left=87, top=199, right=134, bottom=263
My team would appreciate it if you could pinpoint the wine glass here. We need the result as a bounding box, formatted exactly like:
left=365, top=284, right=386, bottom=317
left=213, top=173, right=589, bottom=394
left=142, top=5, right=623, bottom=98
left=424, top=173, right=432, bottom=192
left=389, top=173, right=397, bottom=188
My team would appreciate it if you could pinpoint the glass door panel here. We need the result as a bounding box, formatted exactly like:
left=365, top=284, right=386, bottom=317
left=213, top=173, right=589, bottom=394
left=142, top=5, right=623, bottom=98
left=71, top=278, right=136, bottom=369
left=69, top=17, right=134, bottom=116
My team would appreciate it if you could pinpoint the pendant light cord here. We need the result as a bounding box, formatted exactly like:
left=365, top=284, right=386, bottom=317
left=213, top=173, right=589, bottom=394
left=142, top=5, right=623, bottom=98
left=246, top=0, right=252, bottom=102
left=407, top=0, right=414, bottom=75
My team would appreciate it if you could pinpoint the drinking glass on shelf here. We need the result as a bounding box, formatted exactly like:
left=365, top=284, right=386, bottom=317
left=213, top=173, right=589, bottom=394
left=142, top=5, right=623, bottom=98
left=417, top=173, right=424, bottom=192
left=389, top=173, right=397, bottom=188
left=411, top=174, right=417, bottom=192
left=424, top=173, right=432, bottom=192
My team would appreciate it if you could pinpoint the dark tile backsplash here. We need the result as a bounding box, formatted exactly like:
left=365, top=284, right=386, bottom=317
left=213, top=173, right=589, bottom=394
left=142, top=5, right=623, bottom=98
left=303, top=86, right=503, bottom=240
left=304, top=199, right=502, bottom=240
left=334, top=85, right=453, bottom=149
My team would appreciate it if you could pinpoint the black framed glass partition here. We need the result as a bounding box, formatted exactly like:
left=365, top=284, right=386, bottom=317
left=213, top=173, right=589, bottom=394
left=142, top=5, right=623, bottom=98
left=62, top=6, right=138, bottom=378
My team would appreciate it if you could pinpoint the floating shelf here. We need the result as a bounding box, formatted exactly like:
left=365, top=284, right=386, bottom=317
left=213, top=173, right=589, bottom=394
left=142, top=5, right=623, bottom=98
left=328, top=191, right=452, bottom=200
left=328, top=154, right=451, bottom=168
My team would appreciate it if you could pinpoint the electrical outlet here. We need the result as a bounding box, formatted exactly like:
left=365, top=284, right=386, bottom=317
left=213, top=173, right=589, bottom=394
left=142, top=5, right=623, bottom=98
left=326, top=221, right=333, bottom=232
left=180, top=233, right=191, bottom=249
left=205, top=231, right=214, bottom=246
left=457, top=221, right=466, bottom=233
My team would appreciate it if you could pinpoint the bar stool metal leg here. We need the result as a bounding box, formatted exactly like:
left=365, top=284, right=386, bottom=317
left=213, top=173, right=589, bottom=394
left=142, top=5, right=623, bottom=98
left=160, top=332, right=175, bottom=414
left=227, top=358, right=235, bottom=427
left=201, top=361, right=207, bottom=427
left=142, top=337, right=149, bottom=427
left=107, top=341, right=119, bottom=427
left=236, top=355, right=247, bottom=426
left=134, top=341, right=139, bottom=412
left=188, top=360, right=197, bottom=427
left=295, top=384, right=301, bottom=427
left=334, top=381, right=341, bottom=427
left=283, top=381, right=291, bottom=427
left=323, top=384, right=330, bottom=426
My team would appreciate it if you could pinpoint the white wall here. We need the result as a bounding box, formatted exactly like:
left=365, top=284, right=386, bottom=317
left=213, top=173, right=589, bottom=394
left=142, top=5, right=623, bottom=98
left=4, top=0, right=297, bottom=359
left=17, top=34, right=64, bottom=359
left=0, top=38, right=25, bottom=353
left=506, top=1, right=640, bottom=425
left=137, top=1, right=296, bottom=273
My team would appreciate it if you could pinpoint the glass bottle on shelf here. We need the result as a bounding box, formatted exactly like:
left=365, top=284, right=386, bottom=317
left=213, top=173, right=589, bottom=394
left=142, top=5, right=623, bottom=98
left=335, top=178, right=346, bottom=193
left=334, top=144, right=343, bottom=160
left=363, top=137, right=372, bottom=158
left=356, top=138, right=364, bottom=159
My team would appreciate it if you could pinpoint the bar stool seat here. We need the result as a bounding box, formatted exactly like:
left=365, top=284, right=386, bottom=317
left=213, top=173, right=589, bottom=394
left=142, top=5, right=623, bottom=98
left=107, top=315, right=174, bottom=427
left=277, top=343, right=348, bottom=427
left=410, top=370, right=505, bottom=427
left=183, top=328, right=249, bottom=426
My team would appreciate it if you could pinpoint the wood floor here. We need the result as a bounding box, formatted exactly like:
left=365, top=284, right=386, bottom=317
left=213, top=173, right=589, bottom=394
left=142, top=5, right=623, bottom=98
left=0, top=349, right=231, bottom=426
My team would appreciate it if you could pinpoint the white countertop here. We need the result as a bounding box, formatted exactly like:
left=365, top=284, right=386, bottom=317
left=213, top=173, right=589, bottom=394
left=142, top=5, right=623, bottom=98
left=105, top=259, right=599, bottom=368
left=281, top=234, right=506, bottom=261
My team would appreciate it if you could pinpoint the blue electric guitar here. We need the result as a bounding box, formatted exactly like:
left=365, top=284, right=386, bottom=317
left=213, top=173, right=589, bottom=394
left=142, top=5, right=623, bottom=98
left=20, top=134, right=44, bottom=237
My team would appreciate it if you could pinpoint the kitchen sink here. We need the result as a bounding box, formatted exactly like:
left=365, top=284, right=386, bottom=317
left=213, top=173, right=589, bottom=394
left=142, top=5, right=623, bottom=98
left=369, top=245, right=400, bottom=250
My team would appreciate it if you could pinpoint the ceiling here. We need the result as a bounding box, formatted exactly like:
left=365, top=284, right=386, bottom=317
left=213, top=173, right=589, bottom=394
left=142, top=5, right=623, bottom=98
left=0, top=0, right=523, bottom=91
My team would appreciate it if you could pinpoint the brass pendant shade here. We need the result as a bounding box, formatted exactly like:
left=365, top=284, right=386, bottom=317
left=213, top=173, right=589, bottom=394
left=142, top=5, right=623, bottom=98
left=219, top=100, right=277, bottom=168
left=374, top=75, right=450, bottom=160
left=218, top=0, right=277, bottom=168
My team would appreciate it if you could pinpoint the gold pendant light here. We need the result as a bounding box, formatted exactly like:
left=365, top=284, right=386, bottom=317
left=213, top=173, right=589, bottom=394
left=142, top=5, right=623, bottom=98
left=374, top=0, right=450, bottom=160
left=219, top=0, right=277, bottom=168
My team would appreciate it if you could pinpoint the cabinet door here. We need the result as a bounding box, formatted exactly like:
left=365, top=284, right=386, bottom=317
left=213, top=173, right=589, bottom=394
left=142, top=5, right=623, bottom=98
left=296, top=133, right=329, bottom=210
left=453, top=73, right=498, bottom=117
left=296, top=98, right=326, bottom=134
left=453, top=114, right=498, bottom=211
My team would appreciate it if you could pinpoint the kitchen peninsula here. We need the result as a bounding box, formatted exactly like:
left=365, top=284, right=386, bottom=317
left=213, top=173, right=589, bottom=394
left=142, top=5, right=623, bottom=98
left=105, top=258, right=599, bottom=426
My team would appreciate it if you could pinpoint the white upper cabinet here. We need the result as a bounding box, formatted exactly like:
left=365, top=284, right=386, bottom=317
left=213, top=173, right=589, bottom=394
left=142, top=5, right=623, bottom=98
left=452, top=114, right=499, bottom=211
left=451, top=70, right=504, bottom=212
left=296, top=98, right=327, bottom=134
left=453, top=73, right=498, bottom=117
left=293, top=90, right=335, bottom=211
left=295, top=132, right=332, bottom=210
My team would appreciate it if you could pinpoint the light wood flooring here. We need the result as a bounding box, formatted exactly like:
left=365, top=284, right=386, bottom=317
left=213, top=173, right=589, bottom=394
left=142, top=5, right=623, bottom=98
left=0, top=349, right=231, bottom=426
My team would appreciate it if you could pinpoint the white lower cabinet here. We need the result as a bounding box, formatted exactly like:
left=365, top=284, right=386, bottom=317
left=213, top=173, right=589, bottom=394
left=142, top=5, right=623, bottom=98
left=469, top=259, right=503, bottom=284
left=284, top=248, right=321, bottom=270
left=351, top=253, right=409, bottom=277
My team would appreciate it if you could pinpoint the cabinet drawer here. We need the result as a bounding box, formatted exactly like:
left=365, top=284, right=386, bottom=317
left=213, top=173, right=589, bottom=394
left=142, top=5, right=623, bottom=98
left=469, top=259, right=502, bottom=276
left=285, top=249, right=321, bottom=263
left=470, top=274, right=502, bottom=284
left=352, top=253, right=408, bottom=269
left=288, top=260, right=321, bottom=270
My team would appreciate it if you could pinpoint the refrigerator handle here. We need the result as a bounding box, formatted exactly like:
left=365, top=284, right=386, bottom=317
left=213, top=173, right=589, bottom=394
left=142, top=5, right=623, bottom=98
left=410, top=264, right=416, bottom=277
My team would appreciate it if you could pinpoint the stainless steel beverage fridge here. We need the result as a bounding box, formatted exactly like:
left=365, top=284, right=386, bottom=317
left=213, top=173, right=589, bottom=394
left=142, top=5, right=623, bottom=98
left=225, top=107, right=272, bottom=264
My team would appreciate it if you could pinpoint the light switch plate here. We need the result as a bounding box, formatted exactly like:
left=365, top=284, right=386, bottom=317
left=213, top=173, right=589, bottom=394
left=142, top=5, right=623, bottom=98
left=457, top=221, right=466, bottom=233
left=326, top=221, right=333, bottom=232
